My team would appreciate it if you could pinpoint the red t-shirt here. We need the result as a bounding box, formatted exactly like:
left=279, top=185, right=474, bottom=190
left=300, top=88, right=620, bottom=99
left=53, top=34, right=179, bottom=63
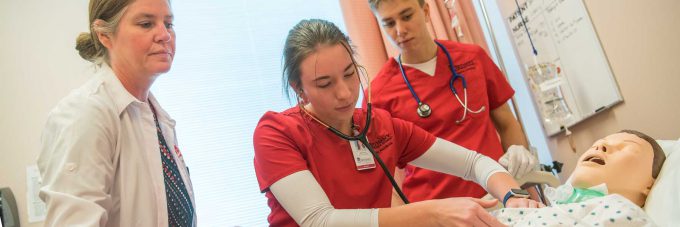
left=367, top=40, right=515, bottom=201
left=253, top=106, right=435, bottom=227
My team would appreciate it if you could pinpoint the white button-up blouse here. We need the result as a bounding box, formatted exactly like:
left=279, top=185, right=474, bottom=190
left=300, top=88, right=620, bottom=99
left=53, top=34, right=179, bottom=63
left=37, top=65, right=196, bottom=226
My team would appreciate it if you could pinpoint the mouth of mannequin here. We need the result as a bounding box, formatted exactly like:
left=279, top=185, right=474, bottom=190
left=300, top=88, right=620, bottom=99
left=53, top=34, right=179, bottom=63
left=583, top=156, right=605, bottom=165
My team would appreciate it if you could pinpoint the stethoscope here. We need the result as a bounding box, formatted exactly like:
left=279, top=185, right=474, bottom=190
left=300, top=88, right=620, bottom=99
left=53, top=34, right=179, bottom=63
left=396, top=40, right=486, bottom=123
left=298, top=53, right=411, bottom=204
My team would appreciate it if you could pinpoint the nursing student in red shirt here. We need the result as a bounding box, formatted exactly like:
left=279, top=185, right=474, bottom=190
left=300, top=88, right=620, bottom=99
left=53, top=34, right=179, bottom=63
left=366, top=0, right=539, bottom=204
left=253, top=19, right=541, bottom=227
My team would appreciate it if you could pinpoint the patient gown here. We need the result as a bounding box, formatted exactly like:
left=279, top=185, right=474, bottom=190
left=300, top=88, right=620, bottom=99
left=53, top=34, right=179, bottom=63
left=492, top=194, right=656, bottom=227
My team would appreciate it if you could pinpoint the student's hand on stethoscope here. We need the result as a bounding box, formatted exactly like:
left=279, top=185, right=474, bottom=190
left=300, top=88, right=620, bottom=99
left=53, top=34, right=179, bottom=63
left=424, top=197, right=506, bottom=227
left=499, top=145, right=538, bottom=179
left=504, top=197, right=545, bottom=208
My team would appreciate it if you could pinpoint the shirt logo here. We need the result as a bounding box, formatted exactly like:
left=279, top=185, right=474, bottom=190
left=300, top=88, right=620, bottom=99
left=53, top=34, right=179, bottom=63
left=455, top=60, right=476, bottom=73
left=370, top=134, right=393, bottom=153
left=174, top=145, right=183, bottom=158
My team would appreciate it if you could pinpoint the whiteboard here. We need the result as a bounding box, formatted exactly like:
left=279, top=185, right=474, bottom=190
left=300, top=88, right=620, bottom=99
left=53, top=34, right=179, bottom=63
left=494, top=0, right=622, bottom=136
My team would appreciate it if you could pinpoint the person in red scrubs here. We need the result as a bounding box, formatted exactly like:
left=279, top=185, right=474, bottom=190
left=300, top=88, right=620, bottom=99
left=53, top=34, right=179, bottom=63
left=366, top=0, right=539, bottom=204
left=253, top=19, right=541, bottom=227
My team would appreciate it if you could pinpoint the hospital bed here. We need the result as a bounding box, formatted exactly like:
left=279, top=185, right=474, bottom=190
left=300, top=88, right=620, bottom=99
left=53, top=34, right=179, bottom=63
left=484, top=138, right=680, bottom=226
left=644, top=138, right=680, bottom=226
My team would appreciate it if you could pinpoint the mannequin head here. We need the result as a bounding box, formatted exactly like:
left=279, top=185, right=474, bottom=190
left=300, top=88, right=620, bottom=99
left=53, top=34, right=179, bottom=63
left=570, top=130, right=666, bottom=207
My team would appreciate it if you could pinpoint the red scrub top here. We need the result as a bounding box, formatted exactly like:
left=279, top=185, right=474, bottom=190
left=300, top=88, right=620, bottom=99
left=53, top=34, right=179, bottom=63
left=253, top=106, right=435, bottom=227
left=367, top=40, right=515, bottom=201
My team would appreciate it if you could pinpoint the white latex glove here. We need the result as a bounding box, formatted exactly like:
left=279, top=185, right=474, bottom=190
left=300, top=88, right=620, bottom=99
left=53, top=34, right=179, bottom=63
left=498, top=145, right=538, bottom=179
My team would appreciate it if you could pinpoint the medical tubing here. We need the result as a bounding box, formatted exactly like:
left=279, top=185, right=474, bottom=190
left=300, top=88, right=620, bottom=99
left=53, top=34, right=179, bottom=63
left=514, top=0, right=538, bottom=56
left=400, top=40, right=480, bottom=118
left=327, top=106, right=371, bottom=141
left=441, top=40, right=467, bottom=124
left=558, top=188, right=605, bottom=204
left=397, top=56, right=423, bottom=105
left=326, top=104, right=410, bottom=204
left=438, top=41, right=483, bottom=122
left=358, top=135, right=410, bottom=204
left=436, top=41, right=466, bottom=90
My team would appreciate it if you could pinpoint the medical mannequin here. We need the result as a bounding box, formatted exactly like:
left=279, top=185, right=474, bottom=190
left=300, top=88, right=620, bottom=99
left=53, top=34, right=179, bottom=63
left=365, top=0, right=538, bottom=204
left=494, top=130, right=666, bottom=226
left=253, top=19, right=541, bottom=227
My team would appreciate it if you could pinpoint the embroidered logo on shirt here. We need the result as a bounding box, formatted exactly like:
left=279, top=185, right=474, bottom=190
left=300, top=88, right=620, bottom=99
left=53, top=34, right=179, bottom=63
left=174, top=145, right=183, bottom=158
left=370, top=134, right=393, bottom=153
left=455, top=60, right=476, bottom=73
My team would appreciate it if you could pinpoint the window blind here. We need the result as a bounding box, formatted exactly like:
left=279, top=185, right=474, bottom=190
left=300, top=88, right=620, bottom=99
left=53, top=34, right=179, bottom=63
left=152, top=1, right=348, bottom=225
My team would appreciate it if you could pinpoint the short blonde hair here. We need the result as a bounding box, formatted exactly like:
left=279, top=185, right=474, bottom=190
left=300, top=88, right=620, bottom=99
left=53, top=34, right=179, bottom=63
left=367, top=0, right=425, bottom=11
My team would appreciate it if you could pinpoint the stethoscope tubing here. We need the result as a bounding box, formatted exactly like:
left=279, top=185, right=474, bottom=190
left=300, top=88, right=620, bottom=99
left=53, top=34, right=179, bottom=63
left=398, top=40, right=485, bottom=122
left=324, top=104, right=410, bottom=204
left=301, top=101, right=411, bottom=204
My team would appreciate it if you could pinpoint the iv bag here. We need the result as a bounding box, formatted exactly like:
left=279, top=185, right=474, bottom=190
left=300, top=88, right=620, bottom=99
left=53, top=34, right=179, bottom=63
left=526, top=63, right=573, bottom=126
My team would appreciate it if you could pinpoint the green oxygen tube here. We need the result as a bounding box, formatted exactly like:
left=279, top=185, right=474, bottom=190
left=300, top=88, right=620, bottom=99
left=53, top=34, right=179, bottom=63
left=557, top=187, right=606, bottom=204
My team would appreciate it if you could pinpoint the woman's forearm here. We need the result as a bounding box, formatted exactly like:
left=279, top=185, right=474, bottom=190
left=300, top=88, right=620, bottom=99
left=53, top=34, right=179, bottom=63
left=270, top=170, right=378, bottom=227
left=485, top=172, right=521, bottom=201
left=270, top=168, right=505, bottom=227
left=409, top=138, right=508, bottom=190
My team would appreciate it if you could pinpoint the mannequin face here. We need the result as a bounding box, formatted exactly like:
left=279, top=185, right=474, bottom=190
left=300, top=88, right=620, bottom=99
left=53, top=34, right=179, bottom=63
left=570, top=132, right=655, bottom=206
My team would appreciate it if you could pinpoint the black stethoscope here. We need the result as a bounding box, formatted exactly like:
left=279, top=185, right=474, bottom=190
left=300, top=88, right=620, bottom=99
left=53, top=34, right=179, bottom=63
left=396, top=40, right=486, bottom=123
left=298, top=54, right=411, bottom=204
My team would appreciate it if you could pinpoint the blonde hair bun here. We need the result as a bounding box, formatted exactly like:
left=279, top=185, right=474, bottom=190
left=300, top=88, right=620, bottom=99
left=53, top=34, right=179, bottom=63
left=75, top=32, right=98, bottom=62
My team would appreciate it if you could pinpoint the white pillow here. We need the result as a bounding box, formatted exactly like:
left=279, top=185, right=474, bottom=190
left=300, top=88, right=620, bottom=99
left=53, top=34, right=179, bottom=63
left=644, top=138, right=680, bottom=226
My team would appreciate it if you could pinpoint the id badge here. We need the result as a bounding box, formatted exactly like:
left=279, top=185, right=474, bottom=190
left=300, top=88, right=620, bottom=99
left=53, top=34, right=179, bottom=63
left=350, top=130, right=376, bottom=171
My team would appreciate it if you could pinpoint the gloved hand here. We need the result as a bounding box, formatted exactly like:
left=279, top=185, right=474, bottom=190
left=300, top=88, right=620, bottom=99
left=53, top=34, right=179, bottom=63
left=498, top=145, right=538, bottom=179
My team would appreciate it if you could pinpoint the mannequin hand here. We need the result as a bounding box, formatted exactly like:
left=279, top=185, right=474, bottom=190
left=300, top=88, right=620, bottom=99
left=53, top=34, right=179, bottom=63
left=504, top=197, right=544, bottom=208
left=498, top=145, right=538, bottom=179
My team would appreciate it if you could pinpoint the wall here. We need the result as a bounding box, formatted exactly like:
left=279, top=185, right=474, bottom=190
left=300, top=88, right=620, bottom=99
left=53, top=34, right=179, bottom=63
left=0, top=1, right=90, bottom=226
left=550, top=0, right=680, bottom=180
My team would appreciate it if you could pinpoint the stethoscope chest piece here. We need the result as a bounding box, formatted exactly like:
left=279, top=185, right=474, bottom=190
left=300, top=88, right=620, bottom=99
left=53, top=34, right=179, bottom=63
left=417, top=102, right=431, bottom=118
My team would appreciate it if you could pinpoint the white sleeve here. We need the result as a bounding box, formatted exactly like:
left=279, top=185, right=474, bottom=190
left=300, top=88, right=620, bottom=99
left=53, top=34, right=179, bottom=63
left=37, top=106, right=115, bottom=227
left=410, top=138, right=508, bottom=190
left=269, top=170, right=379, bottom=227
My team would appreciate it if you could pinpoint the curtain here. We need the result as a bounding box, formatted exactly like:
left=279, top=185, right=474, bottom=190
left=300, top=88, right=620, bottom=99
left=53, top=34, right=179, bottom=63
left=339, top=0, right=490, bottom=80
